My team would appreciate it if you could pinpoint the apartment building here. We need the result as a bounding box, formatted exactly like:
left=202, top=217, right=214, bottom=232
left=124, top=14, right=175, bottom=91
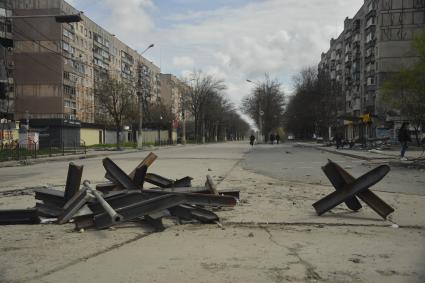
left=319, top=0, right=425, bottom=141
left=160, top=74, right=182, bottom=118
left=160, top=73, right=185, bottom=141
left=11, top=0, right=161, bottom=147
left=0, top=0, right=13, bottom=121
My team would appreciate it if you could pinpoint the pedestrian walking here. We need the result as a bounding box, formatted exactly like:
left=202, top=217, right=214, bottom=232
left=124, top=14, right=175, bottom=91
left=398, top=122, right=411, bottom=161
left=249, top=134, right=256, bottom=146
left=334, top=133, right=342, bottom=149
left=270, top=133, right=275, bottom=144
left=275, top=133, right=280, bottom=144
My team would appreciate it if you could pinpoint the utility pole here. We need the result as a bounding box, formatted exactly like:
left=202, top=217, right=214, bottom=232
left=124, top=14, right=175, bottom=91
left=137, top=44, right=154, bottom=149
left=182, top=110, right=186, bottom=144
left=247, top=79, right=264, bottom=143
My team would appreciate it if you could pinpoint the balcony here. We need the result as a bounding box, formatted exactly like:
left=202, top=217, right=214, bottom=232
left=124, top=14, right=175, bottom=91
left=365, top=55, right=375, bottom=64
left=365, top=38, right=376, bottom=48
left=365, top=9, right=376, bottom=20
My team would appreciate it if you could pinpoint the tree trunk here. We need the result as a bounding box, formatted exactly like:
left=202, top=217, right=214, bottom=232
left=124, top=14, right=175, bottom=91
left=414, top=126, right=420, bottom=146
left=115, top=125, right=121, bottom=150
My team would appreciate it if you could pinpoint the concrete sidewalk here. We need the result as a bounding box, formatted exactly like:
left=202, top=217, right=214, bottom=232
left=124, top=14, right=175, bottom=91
left=0, top=144, right=186, bottom=168
left=296, top=142, right=425, bottom=168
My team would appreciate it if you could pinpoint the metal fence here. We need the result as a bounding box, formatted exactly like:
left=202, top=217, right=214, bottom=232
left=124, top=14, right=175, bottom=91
left=0, top=141, right=86, bottom=162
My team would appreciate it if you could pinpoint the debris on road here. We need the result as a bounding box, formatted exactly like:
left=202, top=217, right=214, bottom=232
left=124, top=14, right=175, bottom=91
left=0, top=153, right=239, bottom=232
left=313, top=159, right=395, bottom=219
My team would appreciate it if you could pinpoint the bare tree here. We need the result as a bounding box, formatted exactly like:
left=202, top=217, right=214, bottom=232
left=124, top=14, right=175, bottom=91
left=182, top=70, right=226, bottom=143
left=242, top=74, right=285, bottom=141
left=285, top=67, right=340, bottom=140
left=95, top=75, right=137, bottom=149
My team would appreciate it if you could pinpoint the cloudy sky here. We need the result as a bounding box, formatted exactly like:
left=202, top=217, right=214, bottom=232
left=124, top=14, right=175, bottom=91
left=68, top=0, right=363, bottom=107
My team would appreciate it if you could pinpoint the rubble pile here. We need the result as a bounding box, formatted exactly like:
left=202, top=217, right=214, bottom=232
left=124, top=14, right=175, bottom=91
left=0, top=152, right=239, bottom=231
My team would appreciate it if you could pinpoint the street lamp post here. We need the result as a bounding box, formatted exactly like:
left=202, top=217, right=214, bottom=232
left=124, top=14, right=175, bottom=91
left=158, top=115, right=163, bottom=146
left=137, top=44, right=155, bottom=149
left=247, top=79, right=264, bottom=143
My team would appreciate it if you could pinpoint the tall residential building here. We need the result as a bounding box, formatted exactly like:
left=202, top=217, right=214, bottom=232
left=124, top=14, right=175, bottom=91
left=11, top=0, right=160, bottom=146
left=0, top=0, right=13, bottom=120
left=319, top=0, right=425, bottom=141
left=160, top=74, right=181, bottom=119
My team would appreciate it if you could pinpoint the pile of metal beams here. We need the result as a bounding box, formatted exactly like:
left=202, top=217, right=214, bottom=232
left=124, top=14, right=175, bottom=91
left=0, top=152, right=239, bottom=231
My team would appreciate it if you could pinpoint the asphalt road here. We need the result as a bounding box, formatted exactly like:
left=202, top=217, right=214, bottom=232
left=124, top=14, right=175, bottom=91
left=243, top=142, right=425, bottom=195
left=1, top=142, right=424, bottom=196
left=1, top=141, right=424, bottom=283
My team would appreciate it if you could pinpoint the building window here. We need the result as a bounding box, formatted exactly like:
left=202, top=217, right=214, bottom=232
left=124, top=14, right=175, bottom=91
left=64, top=85, right=76, bottom=96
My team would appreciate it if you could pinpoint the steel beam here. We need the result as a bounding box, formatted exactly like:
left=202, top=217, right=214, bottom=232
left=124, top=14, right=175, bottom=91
left=150, top=186, right=210, bottom=194
left=169, top=205, right=219, bottom=223
left=34, top=188, right=66, bottom=207
left=205, top=175, right=218, bottom=195
left=323, top=160, right=394, bottom=219
left=174, top=176, right=193, bottom=187
left=64, top=162, right=84, bottom=202
left=35, top=203, right=63, bottom=218
left=93, top=194, right=185, bottom=229
left=88, top=191, right=147, bottom=214
left=103, top=158, right=139, bottom=190
left=83, top=181, right=124, bottom=224
left=0, top=208, right=40, bottom=225
left=58, top=187, right=94, bottom=224
left=133, top=165, right=148, bottom=187
left=95, top=182, right=119, bottom=193
left=313, top=165, right=390, bottom=216
left=145, top=173, right=193, bottom=188
left=145, top=173, right=175, bottom=187
left=322, top=161, right=362, bottom=211
left=128, top=152, right=157, bottom=179
left=143, top=190, right=237, bottom=207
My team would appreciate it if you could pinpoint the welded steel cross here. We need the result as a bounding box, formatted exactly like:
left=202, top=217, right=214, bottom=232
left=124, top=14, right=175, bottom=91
left=312, top=160, right=394, bottom=219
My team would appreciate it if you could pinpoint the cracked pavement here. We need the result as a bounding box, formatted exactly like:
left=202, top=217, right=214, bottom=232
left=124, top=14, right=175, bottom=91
left=0, top=142, right=424, bottom=282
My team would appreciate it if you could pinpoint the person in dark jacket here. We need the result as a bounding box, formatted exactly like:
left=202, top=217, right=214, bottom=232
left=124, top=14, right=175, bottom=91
left=334, top=133, right=343, bottom=149
left=275, top=133, right=281, bottom=144
left=249, top=134, right=256, bottom=146
left=398, top=122, right=411, bottom=160
left=270, top=133, right=275, bottom=144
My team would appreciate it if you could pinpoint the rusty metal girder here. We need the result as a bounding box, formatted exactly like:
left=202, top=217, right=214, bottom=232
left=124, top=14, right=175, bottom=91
left=322, top=160, right=394, bottom=219
left=93, top=194, right=185, bottom=229
left=129, top=152, right=157, bottom=179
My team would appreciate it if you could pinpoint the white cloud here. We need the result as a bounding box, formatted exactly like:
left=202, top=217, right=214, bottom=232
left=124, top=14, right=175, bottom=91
left=172, top=56, right=195, bottom=69
left=100, top=0, right=155, bottom=42
left=74, top=0, right=363, bottom=121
